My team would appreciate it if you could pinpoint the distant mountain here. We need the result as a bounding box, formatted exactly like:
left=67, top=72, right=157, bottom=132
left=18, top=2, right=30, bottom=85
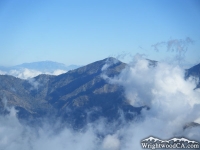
left=14, top=61, right=69, bottom=72
left=0, top=61, right=81, bottom=79
left=0, top=61, right=80, bottom=72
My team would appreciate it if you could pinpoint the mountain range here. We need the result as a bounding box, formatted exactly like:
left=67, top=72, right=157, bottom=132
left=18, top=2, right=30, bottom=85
left=0, top=57, right=199, bottom=130
left=0, top=61, right=80, bottom=73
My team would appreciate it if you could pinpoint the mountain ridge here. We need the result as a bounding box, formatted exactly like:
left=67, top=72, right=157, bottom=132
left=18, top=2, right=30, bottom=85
left=0, top=57, right=139, bottom=129
left=0, top=60, right=80, bottom=72
left=0, top=57, right=199, bottom=129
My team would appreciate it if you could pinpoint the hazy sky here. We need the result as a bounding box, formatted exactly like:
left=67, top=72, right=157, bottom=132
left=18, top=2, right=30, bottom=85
left=0, top=0, right=200, bottom=66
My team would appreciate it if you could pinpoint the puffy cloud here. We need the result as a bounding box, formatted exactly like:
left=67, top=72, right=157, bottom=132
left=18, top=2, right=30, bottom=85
left=102, top=56, right=200, bottom=145
left=115, top=57, right=199, bottom=136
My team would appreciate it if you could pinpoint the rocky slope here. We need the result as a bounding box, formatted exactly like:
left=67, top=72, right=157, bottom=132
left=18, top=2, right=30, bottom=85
left=0, top=58, right=143, bottom=128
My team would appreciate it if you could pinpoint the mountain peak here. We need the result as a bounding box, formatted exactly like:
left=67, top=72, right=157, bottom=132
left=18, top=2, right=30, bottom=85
left=63, top=57, right=124, bottom=77
left=104, top=57, right=120, bottom=63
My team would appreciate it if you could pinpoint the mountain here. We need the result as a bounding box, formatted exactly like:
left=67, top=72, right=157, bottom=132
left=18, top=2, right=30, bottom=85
left=185, top=63, right=200, bottom=88
left=0, top=58, right=199, bottom=130
left=0, top=57, right=144, bottom=129
left=0, top=61, right=81, bottom=79
left=14, top=61, right=68, bottom=72
left=0, top=61, right=80, bottom=72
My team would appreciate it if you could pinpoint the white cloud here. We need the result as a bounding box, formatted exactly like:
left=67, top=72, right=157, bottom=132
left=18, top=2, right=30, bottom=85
left=0, top=68, right=67, bottom=79
left=104, top=56, right=200, bottom=142
left=101, top=57, right=119, bottom=71
left=51, top=69, right=67, bottom=76
left=101, top=56, right=200, bottom=148
left=0, top=70, right=6, bottom=75
left=8, top=69, right=42, bottom=79
left=102, top=134, right=120, bottom=150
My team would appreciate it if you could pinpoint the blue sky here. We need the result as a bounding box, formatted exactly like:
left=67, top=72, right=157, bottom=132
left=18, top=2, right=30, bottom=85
left=0, top=0, right=200, bottom=66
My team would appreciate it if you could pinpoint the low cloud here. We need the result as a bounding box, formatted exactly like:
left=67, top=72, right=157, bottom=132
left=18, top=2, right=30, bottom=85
left=28, top=78, right=41, bottom=90
left=102, top=134, right=120, bottom=150
left=0, top=68, right=67, bottom=79
left=101, top=57, right=119, bottom=71
left=51, top=69, right=67, bottom=76
left=0, top=70, right=6, bottom=75
left=9, top=69, right=42, bottom=79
